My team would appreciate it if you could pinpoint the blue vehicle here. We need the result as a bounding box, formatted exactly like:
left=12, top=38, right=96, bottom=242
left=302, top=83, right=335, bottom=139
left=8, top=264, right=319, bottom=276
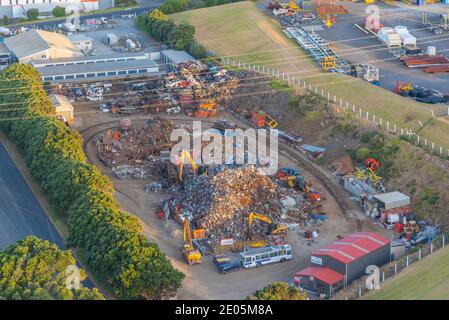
left=214, top=256, right=240, bottom=274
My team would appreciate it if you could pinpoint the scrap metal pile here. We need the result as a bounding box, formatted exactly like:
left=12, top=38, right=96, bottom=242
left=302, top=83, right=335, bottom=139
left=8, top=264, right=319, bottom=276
left=165, top=62, right=240, bottom=115
left=97, top=62, right=240, bottom=115
left=176, top=165, right=314, bottom=245
left=96, top=117, right=175, bottom=178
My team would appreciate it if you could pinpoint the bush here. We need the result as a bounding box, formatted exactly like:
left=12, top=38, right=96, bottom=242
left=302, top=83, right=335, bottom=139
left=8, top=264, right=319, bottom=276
left=52, top=6, right=66, bottom=18
left=0, top=64, right=184, bottom=299
left=26, top=8, right=39, bottom=21
left=248, top=282, right=307, bottom=300
left=355, top=147, right=371, bottom=162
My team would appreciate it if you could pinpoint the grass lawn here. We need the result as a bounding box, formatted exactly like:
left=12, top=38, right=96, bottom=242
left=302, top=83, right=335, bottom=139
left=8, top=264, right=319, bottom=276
left=364, top=246, right=449, bottom=300
left=173, top=1, right=449, bottom=149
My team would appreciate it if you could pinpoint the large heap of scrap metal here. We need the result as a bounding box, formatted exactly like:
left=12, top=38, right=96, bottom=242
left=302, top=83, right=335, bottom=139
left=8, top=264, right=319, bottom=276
left=176, top=165, right=309, bottom=244
left=165, top=62, right=240, bottom=111
left=96, top=117, right=176, bottom=177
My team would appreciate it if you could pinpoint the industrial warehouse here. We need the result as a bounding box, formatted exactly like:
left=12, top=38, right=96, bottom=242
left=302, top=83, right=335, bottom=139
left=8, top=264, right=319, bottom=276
left=35, top=53, right=160, bottom=82
left=295, top=232, right=391, bottom=296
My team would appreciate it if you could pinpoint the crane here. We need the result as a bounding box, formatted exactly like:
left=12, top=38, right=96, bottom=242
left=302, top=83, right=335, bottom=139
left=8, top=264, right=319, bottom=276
left=177, top=150, right=199, bottom=181
left=248, top=212, right=287, bottom=236
left=182, top=219, right=202, bottom=265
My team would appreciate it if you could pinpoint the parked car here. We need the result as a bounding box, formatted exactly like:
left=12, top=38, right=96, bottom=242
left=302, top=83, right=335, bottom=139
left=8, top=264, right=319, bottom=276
left=214, top=255, right=240, bottom=274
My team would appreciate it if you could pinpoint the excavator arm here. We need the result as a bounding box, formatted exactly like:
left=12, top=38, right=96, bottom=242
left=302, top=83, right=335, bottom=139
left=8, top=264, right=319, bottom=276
left=249, top=212, right=287, bottom=235
left=249, top=212, right=273, bottom=226
left=179, top=150, right=198, bottom=181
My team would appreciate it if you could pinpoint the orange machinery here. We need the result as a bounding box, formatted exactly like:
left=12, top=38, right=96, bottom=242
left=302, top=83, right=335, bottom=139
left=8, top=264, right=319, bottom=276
left=365, top=158, right=380, bottom=171
left=195, top=102, right=218, bottom=118
left=251, top=110, right=279, bottom=129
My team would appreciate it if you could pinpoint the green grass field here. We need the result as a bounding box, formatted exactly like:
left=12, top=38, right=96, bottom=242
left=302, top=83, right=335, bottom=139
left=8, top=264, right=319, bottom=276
left=172, top=1, right=449, bottom=149
left=365, top=246, right=449, bottom=300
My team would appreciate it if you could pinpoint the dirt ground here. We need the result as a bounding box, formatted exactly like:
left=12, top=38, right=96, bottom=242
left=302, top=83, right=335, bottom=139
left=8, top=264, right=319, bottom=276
left=73, top=98, right=390, bottom=299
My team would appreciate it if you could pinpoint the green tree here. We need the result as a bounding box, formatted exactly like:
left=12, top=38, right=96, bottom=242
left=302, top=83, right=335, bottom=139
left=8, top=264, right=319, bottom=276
left=52, top=6, right=66, bottom=18
left=248, top=282, right=308, bottom=300
left=26, top=8, right=39, bottom=21
left=0, top=237, right=104, bottom=300
left=0, top=63, right=184, bottom=300
left=2, top=15, right=9, bottom=26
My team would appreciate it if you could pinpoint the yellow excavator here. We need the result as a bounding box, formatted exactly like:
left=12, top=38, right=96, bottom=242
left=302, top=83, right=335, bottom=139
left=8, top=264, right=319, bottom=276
left=182, top=219, right=202, bottom=265
left=177, top=150, right=198, bottom=182
left=248, top=212, right=287, bottom=236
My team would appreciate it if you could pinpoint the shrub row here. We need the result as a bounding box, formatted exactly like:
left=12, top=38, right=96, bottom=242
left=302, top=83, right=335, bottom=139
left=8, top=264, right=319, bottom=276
left=0, top=64, right=183, bottom=299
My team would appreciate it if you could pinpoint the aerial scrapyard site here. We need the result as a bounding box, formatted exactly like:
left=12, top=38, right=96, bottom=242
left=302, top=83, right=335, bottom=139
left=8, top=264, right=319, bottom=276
left=0, top=0, right=449, bottom=307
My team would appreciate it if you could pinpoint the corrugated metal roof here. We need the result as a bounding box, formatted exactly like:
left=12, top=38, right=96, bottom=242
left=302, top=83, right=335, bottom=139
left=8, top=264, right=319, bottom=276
left=68, top=34, right=94, bottom=42
left=31, top=52, right=147, bottom=66
left=296, top=266, right=344, bottom=285
left=37, top=58, right=158, bottom=77
left=312, top=232, right=390, bottom=264
left=4, top=30, right=81, bottom=60
left=373, top=191, right=410, bottom=210
left=162, top=49, right=195, bottom=64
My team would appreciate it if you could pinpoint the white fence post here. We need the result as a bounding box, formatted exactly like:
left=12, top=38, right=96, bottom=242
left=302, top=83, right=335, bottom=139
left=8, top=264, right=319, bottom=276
left=419, top=248, right=422, bottom=260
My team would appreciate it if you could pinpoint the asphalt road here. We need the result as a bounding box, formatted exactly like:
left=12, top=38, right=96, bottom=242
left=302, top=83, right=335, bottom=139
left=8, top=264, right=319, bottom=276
left=12, top=6, right=157, bottom=31
left=0, top=141, right=65, bottom=250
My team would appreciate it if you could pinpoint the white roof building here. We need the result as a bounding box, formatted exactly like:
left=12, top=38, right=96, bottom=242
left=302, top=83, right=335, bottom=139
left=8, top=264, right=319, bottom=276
left=4, top=29, right=83, bottom=63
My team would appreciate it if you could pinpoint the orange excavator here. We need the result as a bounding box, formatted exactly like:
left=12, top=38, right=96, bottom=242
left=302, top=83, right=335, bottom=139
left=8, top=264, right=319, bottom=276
left=365, top=158, right=380, bottom=171
left=195, top=101, right=218, bottom=118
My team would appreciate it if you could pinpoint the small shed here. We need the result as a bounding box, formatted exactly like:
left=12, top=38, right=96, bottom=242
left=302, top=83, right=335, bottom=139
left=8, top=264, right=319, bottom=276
left=373, top=191, right=410, bottom=210
left=51, top=94, right=74, bottom=124
left=69, top=34, right=94, bottom=52
left=161, top=49, right=196, bottom=64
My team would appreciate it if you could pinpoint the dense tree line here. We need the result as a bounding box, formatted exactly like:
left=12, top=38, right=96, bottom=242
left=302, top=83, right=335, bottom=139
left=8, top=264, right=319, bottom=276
left=159, top=0, right=244, bottom=15
left=137, top=9, right=208, bottom=58
left=138, top=1, right=244, bottom=59
left=0, top=64, right=184, bottom=299
left=0, top=237, right=104, bottom=300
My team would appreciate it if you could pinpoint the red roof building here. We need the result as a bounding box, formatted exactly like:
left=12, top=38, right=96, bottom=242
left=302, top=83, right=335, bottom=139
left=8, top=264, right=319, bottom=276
left=295, top=232, right=391, bottom=296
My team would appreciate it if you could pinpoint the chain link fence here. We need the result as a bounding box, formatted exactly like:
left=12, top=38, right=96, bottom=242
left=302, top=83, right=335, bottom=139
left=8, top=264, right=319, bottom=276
left=220, top=58, right=449, bottom=160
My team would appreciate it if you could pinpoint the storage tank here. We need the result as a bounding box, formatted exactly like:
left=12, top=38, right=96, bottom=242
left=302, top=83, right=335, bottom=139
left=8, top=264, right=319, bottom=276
left=126, top=38, right=136, bottom=49
left=427, top=46, right=436, bottom=56
left=106, top=33, right=118, bottom=46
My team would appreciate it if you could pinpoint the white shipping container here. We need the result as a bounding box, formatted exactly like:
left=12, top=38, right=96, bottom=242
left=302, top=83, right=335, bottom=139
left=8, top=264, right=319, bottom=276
left=378, top=31, right=402, bottom=47
left=398, top=32, right=416, bottom=46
